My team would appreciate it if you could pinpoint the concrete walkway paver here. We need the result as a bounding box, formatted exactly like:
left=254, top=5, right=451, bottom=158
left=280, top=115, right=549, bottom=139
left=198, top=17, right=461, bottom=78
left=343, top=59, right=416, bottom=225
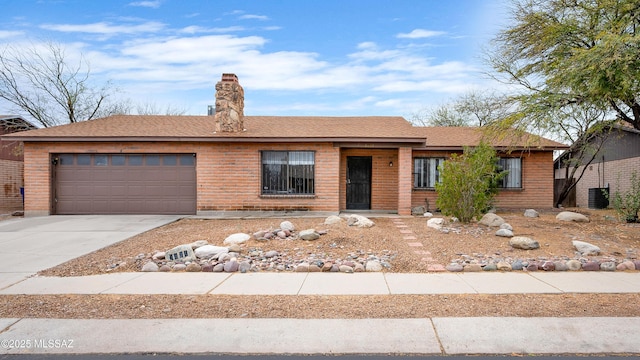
left=0, top=273, right=144, bottom=295
left=529, top=271, right=640, bottom=293
left=209, top=272, right=306, bottom=295
left=0, top=318, right=441, bottom=355
left=385, top=273, right=475, bottom=294
left=433, top=317, right=640, bottom=354
left=298, top=272, right=389, bottom=295
left=458, top=272, right=563, bottom=294
left=103, top=272, right=231, bottom=295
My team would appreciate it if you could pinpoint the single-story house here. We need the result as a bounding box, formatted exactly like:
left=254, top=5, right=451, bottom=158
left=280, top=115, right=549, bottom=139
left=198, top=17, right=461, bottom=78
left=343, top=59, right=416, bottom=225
left=2, top=74, right=566, bottom=216
left=554, top=122, right=640, bottom=208
left=0, top=115, right=36, bottom=213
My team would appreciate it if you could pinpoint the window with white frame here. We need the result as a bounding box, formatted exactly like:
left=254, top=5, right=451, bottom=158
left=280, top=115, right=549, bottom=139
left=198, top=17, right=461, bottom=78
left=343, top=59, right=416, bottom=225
left=261, top=151, right=315, bottom=195
left=413, top=157, right=444, bottom=188
left=498, top=157, right=522, bottom=188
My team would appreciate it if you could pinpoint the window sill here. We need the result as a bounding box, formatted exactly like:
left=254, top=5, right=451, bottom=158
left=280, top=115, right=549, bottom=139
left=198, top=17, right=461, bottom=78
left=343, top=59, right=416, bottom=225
left=413, top=188, right=436, bottom=191
left=499, top=188, right=523, bottom=191
left=260, top=194, right=317, bottom=199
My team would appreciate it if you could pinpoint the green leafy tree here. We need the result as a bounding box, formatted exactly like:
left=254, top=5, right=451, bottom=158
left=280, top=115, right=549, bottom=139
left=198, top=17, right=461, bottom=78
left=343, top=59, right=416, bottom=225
left=488, top=0, right=640, bottom=131
left=435, top=142, right=505, bottom=222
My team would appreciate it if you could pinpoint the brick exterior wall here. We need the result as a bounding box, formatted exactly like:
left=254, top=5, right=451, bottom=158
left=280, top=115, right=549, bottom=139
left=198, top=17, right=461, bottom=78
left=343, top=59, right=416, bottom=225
left=410, top=150, right=555, bottom=210
left=23, top=141, right=343, bottom=216
left=22, top=141, right=557, bottom=215
left=571, top=156, right=640, bottom=208
left=0, top=159, right=24, bottom=212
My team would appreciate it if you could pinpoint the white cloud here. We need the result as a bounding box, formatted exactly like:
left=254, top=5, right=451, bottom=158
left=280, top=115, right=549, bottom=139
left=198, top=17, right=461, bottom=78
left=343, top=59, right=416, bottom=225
left=41, top=21, right=165, bottom=35
left=239, top=14, right=269, bottom=21
left=0, top=30, right=23, bottom=39
left=178, top=25, right=245, bottom=34
left=128, top=1, right=161, bottom=8
left=397, top=29, right=446, bottom=39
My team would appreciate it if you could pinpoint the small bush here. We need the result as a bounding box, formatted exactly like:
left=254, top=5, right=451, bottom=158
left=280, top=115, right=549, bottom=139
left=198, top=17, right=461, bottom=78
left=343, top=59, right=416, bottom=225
left=435, top=142, right=505, bottom=223
left=607, top=171, right=640, bottom=223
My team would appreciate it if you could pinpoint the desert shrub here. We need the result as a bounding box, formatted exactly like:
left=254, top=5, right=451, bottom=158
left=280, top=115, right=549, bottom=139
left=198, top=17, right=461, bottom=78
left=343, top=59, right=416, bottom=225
left=435, top=142, right=504, bottom=223
left=607, top=171, right=640, bottom=223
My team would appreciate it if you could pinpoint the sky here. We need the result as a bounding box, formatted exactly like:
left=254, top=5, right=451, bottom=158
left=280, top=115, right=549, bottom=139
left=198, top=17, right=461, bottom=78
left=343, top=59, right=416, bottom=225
left=1, top=0, right=510, bottom=119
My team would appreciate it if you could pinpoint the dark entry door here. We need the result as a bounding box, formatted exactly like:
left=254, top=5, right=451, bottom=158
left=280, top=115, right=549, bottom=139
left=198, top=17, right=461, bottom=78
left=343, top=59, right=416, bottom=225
left=346, top=156, right=371, bottom=210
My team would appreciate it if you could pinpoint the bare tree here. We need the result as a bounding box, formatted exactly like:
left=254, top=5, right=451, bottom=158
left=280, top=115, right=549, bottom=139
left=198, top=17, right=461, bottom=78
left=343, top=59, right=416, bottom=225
left=411, top=91, right=509, bottom=127
left=0, top=42, right=120, bottom=127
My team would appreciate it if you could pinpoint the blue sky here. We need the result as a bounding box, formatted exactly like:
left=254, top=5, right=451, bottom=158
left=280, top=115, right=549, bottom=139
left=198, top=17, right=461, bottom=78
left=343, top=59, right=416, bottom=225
left=1, top=0, right=509, bottom=118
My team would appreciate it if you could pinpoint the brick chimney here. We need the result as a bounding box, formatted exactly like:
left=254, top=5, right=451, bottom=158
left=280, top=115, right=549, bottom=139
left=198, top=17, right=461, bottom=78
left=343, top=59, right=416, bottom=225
left=213, top=73, right=244, bottom=133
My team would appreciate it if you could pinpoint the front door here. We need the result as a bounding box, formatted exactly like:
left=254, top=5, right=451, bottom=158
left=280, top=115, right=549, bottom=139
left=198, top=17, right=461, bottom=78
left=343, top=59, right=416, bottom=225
left=346, top=156, right=371, bottom=210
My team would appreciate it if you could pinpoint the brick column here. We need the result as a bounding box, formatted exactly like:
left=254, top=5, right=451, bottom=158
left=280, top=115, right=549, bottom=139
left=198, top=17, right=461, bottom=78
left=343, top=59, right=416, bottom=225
left=397, top=147, right=412, bottom=215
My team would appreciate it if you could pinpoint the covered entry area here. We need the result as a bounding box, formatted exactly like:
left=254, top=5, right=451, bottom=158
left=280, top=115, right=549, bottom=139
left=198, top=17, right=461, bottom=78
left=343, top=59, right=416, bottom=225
left=340, top=147, right=413, bottom=214
left=52, top=153, right=196, bottom=215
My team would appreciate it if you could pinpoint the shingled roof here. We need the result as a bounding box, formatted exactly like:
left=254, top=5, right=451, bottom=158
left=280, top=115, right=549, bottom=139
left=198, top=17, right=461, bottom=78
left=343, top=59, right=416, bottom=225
left=5, top=115, right=427, bottom=144
left=416, top=126, right=567, bottom=150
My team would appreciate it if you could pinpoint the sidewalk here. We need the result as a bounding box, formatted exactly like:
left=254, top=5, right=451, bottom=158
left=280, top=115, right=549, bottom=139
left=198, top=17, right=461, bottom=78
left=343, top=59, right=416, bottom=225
left=1, top=271, right=639, bottom=355
left=1, top=271, right=640, bottom=295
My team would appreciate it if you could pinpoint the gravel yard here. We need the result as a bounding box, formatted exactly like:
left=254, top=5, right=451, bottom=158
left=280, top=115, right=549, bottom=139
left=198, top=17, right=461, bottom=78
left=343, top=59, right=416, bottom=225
left=2, top=208, right=639, bottom=319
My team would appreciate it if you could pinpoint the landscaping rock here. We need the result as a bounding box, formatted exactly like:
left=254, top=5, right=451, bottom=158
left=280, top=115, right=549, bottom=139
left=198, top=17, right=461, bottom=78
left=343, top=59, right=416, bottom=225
left=224, top=260, right=239, bottom=272
left=264, top=250, right=279, bottom=258
left=299, top=229, right=320, bottom=241
left=617, top=260, right=636, bottom=271
left=212, top=263, right=224, bottom=272
left=201, top=264, right=213, bottom=272
left=524, top=209, right=539, bottom=218
left=572, top=240, right=601, bottom=256
left=582, top=261, right=600, bottom=271
left=427, top=218, right=445, bottom=230
left=238, top=261, right=251, bottom=273
left=509, top=236, right=540, bottom=250
left=190, top=240, right=208, bottom=249
left=295, top=263, right=309, bottom=272
left=324, top=215, right=342, bottom=225
left=479, top=213, right=505, bottom=227
left=600, top=262, right=616, bottom=271
left=446, top=263, right=464, bottom=272
left=152, top=251, right=165, bottom=260
left=566, top=260, right=582, bottom=271
left=495, top=228, right=514, bottom=237
left=497, top=261, right=512, bottom=271
left=339, top=265, right=354, bottom=273
left=554, top=261, right=569, bottom=271
left=159, top=264, right=171, bottom=272
left=141, top=261, right=158, bottom=272
left=541, top=261, right=555, bottom=271
left=634, top=260, right=640, bottom=270
left=228, top=244, right=242, bottom=253
left=365, top=260, right=383, bottom=272
left=526, top=263, right=538, bottom=271
left=280, top=221, right=295, bottom=232
left=511, top=260, right=524, bottom=270
left=223, top=233, right=250, bottom=245
left=464, top=264, right=482, bottom=272
left=186, top=263, right=202, bottom=272
left=500, top=223, right=513, bottom=231
left=347, top=215, right=375, bottom=228
left=483, top=263, right=497, bottom=271
left=172, top=264, right=187, bottom=271
left=556, top=211, right=589, bottom=223
left=423, top=212, right=433, bottom=217
left=194, top=245, right=229, bottom=259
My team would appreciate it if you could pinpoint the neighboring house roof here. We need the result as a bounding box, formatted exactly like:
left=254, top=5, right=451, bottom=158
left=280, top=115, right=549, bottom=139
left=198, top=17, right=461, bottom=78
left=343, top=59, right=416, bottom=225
left=0, top=115, right=37, bottom=134
left=3, top=115, right=427, bottom=145
left=415, top=126, right=567, bottom=151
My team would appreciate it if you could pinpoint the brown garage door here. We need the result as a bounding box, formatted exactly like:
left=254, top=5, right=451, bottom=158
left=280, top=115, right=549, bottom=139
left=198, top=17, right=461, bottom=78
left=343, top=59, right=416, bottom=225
left=53, top=154, right=196, bottom=215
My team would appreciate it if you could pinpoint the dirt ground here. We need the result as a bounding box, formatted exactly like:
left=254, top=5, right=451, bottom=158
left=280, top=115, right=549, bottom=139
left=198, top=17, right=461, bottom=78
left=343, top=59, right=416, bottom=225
left=2, top=208, right=639, bottom=319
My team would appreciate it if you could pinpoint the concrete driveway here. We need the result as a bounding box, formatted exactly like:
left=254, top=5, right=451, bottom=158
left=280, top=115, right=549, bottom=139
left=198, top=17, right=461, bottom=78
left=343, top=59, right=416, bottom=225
left=0, top=215, right=181, bottom=289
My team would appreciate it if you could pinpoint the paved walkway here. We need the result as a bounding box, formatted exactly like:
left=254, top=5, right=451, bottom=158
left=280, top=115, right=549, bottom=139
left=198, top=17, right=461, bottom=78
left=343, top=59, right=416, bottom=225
left=1, top=271, right=639, bottom=295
